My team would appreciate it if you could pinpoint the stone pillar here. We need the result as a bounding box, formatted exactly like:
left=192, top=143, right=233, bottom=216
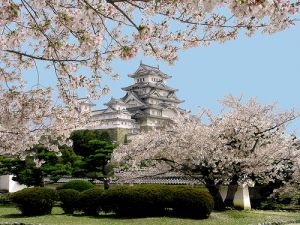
left=219, top=185, right=251, bottom=210
left=233, top=185, right=251, bottom=210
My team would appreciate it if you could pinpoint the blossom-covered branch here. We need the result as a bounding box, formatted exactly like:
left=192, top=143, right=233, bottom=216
left=1, top=0, right=299, bottom=155
left=112, top=96, right=300, bottom=186
left=1, top=0, right=299, bottom=99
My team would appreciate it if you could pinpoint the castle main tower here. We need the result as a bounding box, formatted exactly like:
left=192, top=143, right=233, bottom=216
left=80, top=63, right=184, bottom=143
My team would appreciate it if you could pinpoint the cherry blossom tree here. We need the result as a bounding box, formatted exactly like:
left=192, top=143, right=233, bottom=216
left=112, top=96, right=300, bottom=208
left=0, top=87, right=91, bottom=156
left=1, top=0, right=299, bottom=155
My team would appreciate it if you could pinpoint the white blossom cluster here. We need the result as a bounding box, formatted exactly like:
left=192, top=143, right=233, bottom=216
left=0, top=86, right=91, bottom=157
left=1, top=0, right=299, bottom=96
left=112, top=96, right=300, bottom=186
left=0, top=0, right=299, bottom=155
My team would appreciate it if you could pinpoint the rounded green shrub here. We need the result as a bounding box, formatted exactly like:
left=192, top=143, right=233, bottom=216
left=170, top=187, right=214, bottom=219
left=104, top=185, right=168, bottom=216
left=58, top=189, right=80, bottom=214
left=295, top=192, right=300, bottom=205
left=10, top=188, right=58, bottom=216
left=104, top=185, right=213, bottom=218
left=78, top=188, right=105, bottom=216
left=0, top=194, right=11, bottom=205
left=259, top=198, right=280, bottom=210
left=278, top=193, right=292, bottom=204
left=56, top=180, right=94, bottom=192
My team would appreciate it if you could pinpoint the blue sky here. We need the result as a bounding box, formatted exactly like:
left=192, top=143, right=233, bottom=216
left=27, top=23, right=300, bottom=135
left=97, top=24, right=300, bottom=135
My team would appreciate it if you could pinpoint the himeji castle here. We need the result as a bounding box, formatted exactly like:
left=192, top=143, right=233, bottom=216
left=79, top=63, right=184, bottom=143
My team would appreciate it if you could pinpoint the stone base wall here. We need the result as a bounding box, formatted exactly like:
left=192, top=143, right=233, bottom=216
left=99, top=128, right=130, bottom=144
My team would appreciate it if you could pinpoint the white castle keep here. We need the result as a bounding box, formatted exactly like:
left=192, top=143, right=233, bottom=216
left=79, top=63, right=184, bottom=143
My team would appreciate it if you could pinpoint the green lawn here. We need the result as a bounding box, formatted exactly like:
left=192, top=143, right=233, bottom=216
left=0, top=206, right=299, bottom=225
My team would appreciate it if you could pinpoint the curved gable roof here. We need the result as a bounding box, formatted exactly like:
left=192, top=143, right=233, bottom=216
left=128, top=63, right=171, bottom=79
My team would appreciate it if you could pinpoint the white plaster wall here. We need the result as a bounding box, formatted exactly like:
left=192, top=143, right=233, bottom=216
left=0, top=175, right=10, bottom=190
left=0, top=175, right=26, bottom=193
left=150, top=109, right=161, bottom=116
left=143, top=75, right=163, bottom=83
left=158, top=90, right=168, bottom=96
left=162, top=109, right=176, bottom=118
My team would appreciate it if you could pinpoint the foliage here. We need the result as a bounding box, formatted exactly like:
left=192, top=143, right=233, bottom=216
left=113, top=96, right=300, bottom=208
left=1, top=0, right=299, bottom=156
left=103, top=185, right=169, bottom=216
left=1, top=207, right=300, bottom=225
left=10, top=188, right=58, bottom=216
left=83, top=140, right=115, bottom=181
left=0, top=136, right=114, bottom=186
left=103, top=185, right=213, bottom=218
left=70, top=130, right=115, bottom=181
left=259, top=186, right=300, bottom=210
left=249, top=182, right=283, bottom=209
left=64, top=184, right=214, bottom=218
left=58, top=189, right=80, bottom=214
left=57, top=180, right=94, bottom=192
left=2, top=147, right=45, bottom=186
left=171, top=187, right=214, bottom=219
left=70, top=130, right=111, bottom=157
left=78, top=188, right=105, bottom=216
left=0, top=145, right=78, bottom=186
left=295, top=192, right=300, bottom=205
left=0, top=194, right=11, bottom=206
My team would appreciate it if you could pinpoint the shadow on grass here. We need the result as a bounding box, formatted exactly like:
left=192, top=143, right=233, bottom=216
left=70, top=211, right=206, bottom=221
left=0, top=209, right=209, bottom=221
left=0, top=213, right=28, bottom=219
left=71, top=213, right=154, bottom=220
left=0, top=211, right=67, bottom=218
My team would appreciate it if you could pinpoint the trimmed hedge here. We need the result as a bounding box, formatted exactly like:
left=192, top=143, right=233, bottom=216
left=10, top=188, right=58, bottom=216
left=78, top=188, right=105, bottom=216
left=103, top=185, right=172, bottom=216
left=171, top=187, right=214, bottom=218
left=78, top=185, right=213, bottom=218
left=56, top=180, right=94, bottom=192
left=0, top=194, right=11, bottom=205
left=58, top=189, right=80, bottom=214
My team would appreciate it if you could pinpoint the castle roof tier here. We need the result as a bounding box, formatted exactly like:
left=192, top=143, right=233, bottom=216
left=122, top=81, right=178, bottom=92
left=104, top=97, right=127, bottom=111
left=128, top=63, right=171, bottom=80
left=139, top=92, right=184, bottom=104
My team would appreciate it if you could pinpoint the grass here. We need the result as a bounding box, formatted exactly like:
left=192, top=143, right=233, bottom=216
left=0, top=206, right=299, bottom=225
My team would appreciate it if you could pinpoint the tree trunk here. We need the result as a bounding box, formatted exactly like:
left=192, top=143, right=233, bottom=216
left=205, top=180, right=225, bottom=211
left=223, top=182, right=238, bottom=208
left=103, top=178, right=110, bottom=190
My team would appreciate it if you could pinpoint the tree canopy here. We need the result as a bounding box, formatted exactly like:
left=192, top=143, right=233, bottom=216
left=70, top=130, right=115, bottom=181
left=0, top=145, right=78, bottom=186
left=112, top=96, right=300, bottom=207
left=1, top=0, right=299, bottom=155
left=0, top=130, right=115, bottom=186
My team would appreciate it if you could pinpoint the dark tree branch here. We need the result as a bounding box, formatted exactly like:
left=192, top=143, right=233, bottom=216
left=4, top=50, right=89, bottom=62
